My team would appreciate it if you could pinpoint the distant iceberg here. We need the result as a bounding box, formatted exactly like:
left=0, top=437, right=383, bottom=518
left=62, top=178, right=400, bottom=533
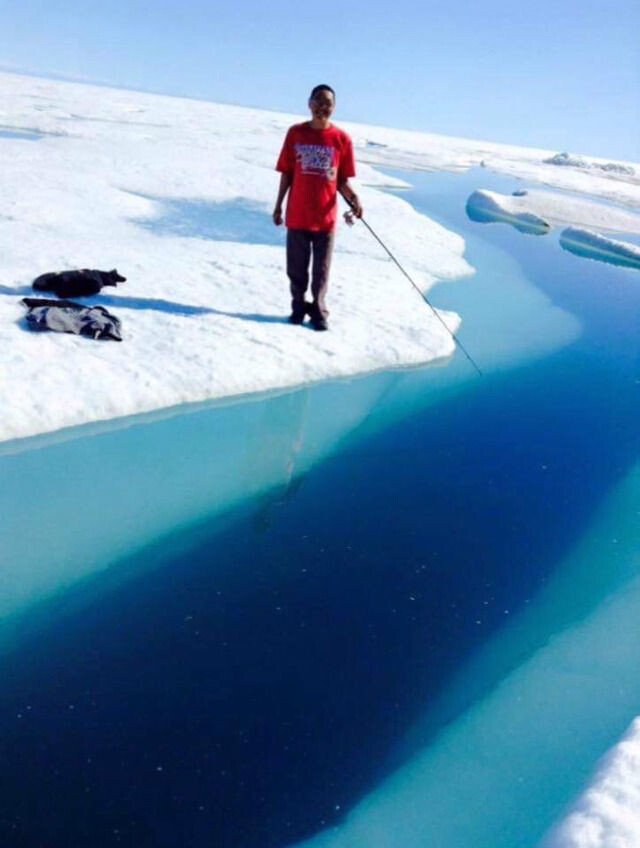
left=466, top=189, right=551, bottom=235
left=559, top=227, right=640, bottom=269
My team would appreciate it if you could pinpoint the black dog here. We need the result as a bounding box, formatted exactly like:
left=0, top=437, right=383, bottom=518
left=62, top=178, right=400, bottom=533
left=32, top=268, right=126, bottom=299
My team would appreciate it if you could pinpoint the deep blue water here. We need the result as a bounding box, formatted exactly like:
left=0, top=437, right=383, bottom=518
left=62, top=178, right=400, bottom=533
left=0, top=169, right=638, bottom=847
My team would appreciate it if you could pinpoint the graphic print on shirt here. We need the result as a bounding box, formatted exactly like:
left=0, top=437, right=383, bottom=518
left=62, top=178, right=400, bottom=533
left=294, top=144, right=337, bottom=180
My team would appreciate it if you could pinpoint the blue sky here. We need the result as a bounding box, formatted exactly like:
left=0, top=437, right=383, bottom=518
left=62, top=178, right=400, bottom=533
left=1, top=0, right=638, bottom=160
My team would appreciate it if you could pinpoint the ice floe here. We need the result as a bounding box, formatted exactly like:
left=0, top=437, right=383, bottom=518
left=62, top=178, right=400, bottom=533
left=467, top=188, right=640, bottom=235
left=0, top=72, right=474, bottom=445
left=466, top=189, right=551, bottom=234
left=560, top=227, right=640, bottom=270
left=0, top=70, right=637, bottom=444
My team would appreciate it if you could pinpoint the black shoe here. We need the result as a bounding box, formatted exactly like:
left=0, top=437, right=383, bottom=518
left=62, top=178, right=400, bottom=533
left=310, top=315, right=329, bottom=332
left=289, top=303, right=307, bottom=325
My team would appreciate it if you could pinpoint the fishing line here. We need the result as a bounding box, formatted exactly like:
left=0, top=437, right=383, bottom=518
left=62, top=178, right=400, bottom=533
left=344, top=205, right=483, bottom=377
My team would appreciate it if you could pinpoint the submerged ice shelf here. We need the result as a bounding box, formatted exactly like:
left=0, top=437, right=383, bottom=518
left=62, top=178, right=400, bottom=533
left=0, top=373, right=414, bottom=633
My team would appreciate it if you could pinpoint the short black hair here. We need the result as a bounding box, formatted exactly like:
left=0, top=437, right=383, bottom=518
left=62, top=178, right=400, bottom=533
left=310, top=84, right=335, bottom=100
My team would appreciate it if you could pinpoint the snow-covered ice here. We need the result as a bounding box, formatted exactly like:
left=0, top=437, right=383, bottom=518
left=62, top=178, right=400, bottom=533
left=544, top=151, right=636, bottom=178
left=540, top=718, right=640, bottom=848
left=1, top=72, right=473, bottom=445
left=0, top=70, right=638, bottom=445
left=560, top=227, right=640, bottom=270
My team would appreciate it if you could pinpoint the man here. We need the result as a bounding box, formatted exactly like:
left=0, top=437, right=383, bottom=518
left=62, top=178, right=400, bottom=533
left=273, top=84, right=363, bottom=331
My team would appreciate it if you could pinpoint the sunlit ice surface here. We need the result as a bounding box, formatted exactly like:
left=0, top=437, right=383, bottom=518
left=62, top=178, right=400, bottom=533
left=1, top=70, right=637, bottom=444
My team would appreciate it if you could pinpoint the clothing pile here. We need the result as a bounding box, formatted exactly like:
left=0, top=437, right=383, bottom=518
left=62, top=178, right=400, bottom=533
left=22, top=268, right=125, bottom=341
left=22, top=298, right=123, bottom=341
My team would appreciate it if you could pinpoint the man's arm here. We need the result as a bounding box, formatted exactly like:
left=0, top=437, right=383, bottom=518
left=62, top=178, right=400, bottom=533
left=273, top=172, right=292, bottom=226
left=338, top=180, right=363, bottom=218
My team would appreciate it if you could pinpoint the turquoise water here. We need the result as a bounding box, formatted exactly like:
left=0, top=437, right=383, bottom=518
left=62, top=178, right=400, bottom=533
left=0, top=169, right=638, bottom=847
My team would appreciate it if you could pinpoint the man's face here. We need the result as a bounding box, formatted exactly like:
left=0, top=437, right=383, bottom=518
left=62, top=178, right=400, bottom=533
left=309, top=90, right=335, bottom=123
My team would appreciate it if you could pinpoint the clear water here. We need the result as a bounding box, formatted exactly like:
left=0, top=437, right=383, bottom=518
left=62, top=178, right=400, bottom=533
left=0, top=168, right=638, bottom=848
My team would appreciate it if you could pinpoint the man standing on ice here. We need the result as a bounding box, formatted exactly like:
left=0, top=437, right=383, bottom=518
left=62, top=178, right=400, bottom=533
left=273, top=84, right=363, bottom=331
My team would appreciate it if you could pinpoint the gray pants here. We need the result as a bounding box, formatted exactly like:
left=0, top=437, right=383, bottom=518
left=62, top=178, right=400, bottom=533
left=286, top=228, right=335, bottom=319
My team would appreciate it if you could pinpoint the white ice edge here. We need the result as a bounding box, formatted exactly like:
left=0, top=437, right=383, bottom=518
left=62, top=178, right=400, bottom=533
left=540, top=717, right=640, bottom=848
left=0, top=71, right=636, bottom=445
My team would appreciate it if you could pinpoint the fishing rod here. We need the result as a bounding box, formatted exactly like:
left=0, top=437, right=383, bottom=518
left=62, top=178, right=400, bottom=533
left=344, top=202, right=483, bottom=377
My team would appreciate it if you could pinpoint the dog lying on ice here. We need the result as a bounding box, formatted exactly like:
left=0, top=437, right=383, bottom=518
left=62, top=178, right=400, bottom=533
left=32, top=268, right=126, bottom=298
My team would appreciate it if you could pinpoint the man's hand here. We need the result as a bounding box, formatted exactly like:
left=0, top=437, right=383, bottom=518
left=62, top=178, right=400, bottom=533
left=342, top=190, right=363, bottom=219
left=350, top=194, right=363, bottom=219
left=273, top=173, right=291, bottom=226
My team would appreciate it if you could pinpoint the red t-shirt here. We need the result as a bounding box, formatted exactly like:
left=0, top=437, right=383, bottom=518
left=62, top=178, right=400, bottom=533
left=276, top=122, right=356, bottom=232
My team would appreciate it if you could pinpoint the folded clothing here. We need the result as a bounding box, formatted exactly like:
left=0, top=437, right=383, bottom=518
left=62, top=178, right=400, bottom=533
left=22, top=297, right=122, bottom=341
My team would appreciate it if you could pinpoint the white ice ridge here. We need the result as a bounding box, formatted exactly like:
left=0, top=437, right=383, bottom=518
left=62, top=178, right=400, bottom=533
left=467, top=189, right=640, bottom=236
left=540, top=717, right=640, bottom=848
left=559, top=228, right=640, bottom=270
left=544, top=151, right=636, bottom=177
left=0, top=71, right=637, bottom=444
